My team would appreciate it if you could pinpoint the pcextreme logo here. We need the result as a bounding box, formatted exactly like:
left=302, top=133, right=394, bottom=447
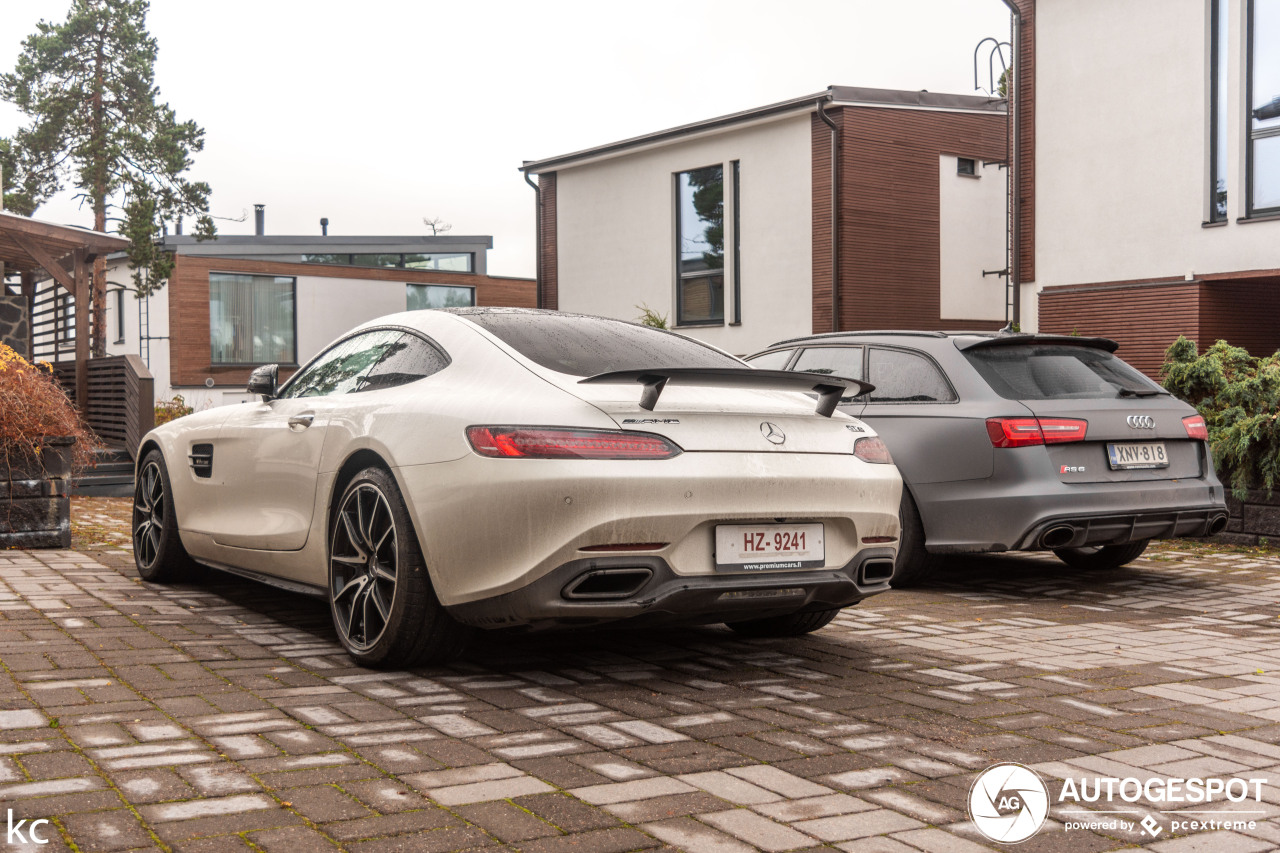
left=969, top=764, right=1269, bottom=843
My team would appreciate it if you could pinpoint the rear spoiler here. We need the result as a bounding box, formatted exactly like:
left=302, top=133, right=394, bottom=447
left=578, top=368, right=871, bottom=418
left=955, top=333, right=1119, bottom=353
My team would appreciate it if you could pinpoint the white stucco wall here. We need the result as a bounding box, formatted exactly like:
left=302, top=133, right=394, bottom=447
left=1035, top=0, right=1278, bottom=290
left=939, top=156, right=1008, bottom=321
left=552, top=114, right=813, bottom=356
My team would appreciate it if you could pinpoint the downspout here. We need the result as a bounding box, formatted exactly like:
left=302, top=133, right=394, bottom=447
left=999, top=0, right=1022, bottom=328
left=524, top=171, right=543, bottom=309
left=816, top=97, right=840, bottom=333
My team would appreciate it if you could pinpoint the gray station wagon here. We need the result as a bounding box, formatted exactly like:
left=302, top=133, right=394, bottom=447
left=746, top=331, right=1229, bottom=583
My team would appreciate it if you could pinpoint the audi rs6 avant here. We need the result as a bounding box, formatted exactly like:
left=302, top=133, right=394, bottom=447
left=747, top=331, right=1228, bottom=584
left=132, top=309, right=902, bottom=666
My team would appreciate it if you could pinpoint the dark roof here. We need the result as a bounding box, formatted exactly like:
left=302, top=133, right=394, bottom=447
left=521, top=86, right=1006, bottom=174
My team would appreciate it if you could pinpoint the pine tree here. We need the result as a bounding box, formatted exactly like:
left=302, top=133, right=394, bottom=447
left=1, top=0, right=216, bottom=353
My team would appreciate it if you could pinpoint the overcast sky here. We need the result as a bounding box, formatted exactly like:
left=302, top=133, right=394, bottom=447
left=0, top=0, right=1012, bottom=278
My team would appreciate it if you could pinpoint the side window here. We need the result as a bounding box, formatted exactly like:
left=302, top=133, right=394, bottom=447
left=744, top=348, right=795, bottom=370
left=792, top=346, right=864, bottom=380
left=281, top=329, right=403, bottom=398
left=867, top=348, right=956, bottom=403
left=357, top=333, right=449, bottom=392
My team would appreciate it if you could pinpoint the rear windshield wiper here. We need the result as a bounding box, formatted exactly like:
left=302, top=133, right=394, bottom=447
left=1117, top=387, right=1164, bottom=397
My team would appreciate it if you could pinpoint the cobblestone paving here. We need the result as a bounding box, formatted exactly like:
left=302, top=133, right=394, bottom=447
left=1, top=498, right=1279, bottom=851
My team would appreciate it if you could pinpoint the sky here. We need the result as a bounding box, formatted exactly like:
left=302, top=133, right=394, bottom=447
left=0, top=0, right=1013, bottom=279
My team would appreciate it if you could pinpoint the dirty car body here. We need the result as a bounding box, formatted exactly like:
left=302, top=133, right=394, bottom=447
left=134, top=309, right=902, bottom=665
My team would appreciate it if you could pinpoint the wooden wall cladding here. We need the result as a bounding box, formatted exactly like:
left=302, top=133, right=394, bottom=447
left=812, top=105, right=1007, bottom=334
left=1037, top=281, right=1200, bottom=378
left=539, top=173, right=558, bottom=310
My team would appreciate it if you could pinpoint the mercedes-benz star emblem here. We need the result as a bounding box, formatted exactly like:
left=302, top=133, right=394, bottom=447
left=760, top=422, right=786, bottom=445
left=1126, top=415, right=1156, bottom=429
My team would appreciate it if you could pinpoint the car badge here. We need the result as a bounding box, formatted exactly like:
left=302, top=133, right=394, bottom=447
left=1126, top=415, right=1155, bottom=429
left=760, top=422, right=786, bottom=445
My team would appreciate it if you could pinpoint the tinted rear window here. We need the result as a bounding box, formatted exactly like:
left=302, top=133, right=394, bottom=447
left=965, top=345, right=1161, bottom=400
left=464, top=312, right=742, bottom=377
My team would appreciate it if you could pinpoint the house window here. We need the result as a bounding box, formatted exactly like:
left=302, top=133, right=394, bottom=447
left=406, top=283, right=475, bottom=310
left=1248, top=0, right=1280, bottom=215
left=957, top=157, right=977, bottom=176
left=299, top=252, right=474, bottom=272
left=1211, top=0, right=1230, bottom=220
left=209, top=273, right=296, bottom=365
left=676, top=165, right=725, bottom=325
left=114, top=288, right=126, bottom=344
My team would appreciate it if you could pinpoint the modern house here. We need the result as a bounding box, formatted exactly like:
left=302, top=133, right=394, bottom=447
left=1018, top=0, right=1280, bottom=375
left=32, top=225, right=535, bottom=410
left=521, top=86, right=1011, bottom=355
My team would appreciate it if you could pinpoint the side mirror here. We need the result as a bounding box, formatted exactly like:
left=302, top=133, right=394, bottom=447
left=247, top=364, right=279, bottom=401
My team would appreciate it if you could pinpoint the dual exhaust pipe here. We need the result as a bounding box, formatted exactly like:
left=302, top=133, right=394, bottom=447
left=1038, top=513, right=1230, bottom=549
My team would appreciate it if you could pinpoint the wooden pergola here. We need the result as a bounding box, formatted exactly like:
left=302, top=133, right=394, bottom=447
left=0, top=210, right=130, bottom=405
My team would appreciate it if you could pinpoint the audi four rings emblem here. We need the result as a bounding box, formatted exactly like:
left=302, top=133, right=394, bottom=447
left=1127, top=415, right=1156, bottom=429
left=760, top=422, right=786, bottom=445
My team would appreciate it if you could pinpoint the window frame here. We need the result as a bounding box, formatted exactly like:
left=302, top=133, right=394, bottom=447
left=208, top=271, right=299, bottom=367
left=113, top=287, right=126, bottom=345
left=957, top=157, right=978, bottom=177
left=862, top=345, right=960, bottom=406
left=674, top=164, right=727, bottom=328
left=1246, top=0, right=1280, bottom=217
left=1210, top=0, right=1230, bottom=222
left=406, top=283, right=477, bottom=310
left=277, top=324, right=450, bottom=399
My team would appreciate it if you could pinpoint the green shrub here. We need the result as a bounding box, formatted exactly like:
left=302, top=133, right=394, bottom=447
left=1161, top=336, right=1280, bottom=497
left=635, top=304, right=669, bottom=329
left=154, top=395, right=194, bottom=426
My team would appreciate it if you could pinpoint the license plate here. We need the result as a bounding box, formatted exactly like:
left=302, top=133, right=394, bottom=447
left=714, top=523, right=824, bottom=571
left=1107, top=442, right=1169, bottom=469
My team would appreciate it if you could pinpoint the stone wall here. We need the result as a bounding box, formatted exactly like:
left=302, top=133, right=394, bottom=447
left=1214, top=490, right=1280, bottom=547
left=0, top=438, right=73, bottom=549
left=0, top=294, right=30, bottom=355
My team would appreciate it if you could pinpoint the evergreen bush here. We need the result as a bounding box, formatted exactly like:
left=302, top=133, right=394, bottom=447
left=1161, top=336, right=1280, bottom=497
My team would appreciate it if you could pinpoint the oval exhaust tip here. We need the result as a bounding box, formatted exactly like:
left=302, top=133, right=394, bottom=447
left=1040, top=525, right=1076, bottom=549
left=1208, top=514, right=1229, bottom=535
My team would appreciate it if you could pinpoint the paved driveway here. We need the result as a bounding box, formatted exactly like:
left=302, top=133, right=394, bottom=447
left=1, top=498, right=1279, bottom=852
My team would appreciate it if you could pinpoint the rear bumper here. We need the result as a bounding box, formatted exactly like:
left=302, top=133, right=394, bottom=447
left=445, top=548, right=895, bottom=631
left=915, top=448, right=1226, bottom=553
left=1015, top=506, right=1229, bottom=550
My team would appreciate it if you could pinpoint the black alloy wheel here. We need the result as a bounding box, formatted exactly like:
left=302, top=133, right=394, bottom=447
left=327, top=467, right=470, bottom=667
left=330, top=482, right=399, bottom=653
left=132, top=449, right=200, bottom=582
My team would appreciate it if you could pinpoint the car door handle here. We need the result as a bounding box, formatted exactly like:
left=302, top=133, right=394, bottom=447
left=288, top=414, right=315, bottom=429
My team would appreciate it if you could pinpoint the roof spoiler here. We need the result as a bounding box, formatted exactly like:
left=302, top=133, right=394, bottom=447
left=955, top=333, right=1119, bottom=353
left=578, top=368, right=870, bottom=418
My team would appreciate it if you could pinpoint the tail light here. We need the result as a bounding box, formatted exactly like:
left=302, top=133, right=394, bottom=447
left=853, top=436, right=893, bottom=464
left=466, top=426, right=682, bottom=460
left=986, top=417, right=1088, bottom=448
left=1183, top=414, right=1209, bottom=441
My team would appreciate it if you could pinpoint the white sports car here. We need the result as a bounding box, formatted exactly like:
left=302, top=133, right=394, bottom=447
left=133, top=309, right=902, bottom=666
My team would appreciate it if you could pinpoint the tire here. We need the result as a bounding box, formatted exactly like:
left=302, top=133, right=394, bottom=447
left=1053, top=539, right=1150, bottom=571
left=892, top=489, right=943, bottom=586
left=132, top=449, right=202, bottom=583
left=726, top=607, right=841, bottom=638
left=328, top=467, right=470, bottom=668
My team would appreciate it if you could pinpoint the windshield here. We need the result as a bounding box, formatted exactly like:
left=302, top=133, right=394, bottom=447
left=965, top=344, right=1163, bottom=401
left=462, top=311, right=743, bottom=377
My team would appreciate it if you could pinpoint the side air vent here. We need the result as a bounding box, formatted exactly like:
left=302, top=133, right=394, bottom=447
left=189, top=444, right=214, bottom=478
